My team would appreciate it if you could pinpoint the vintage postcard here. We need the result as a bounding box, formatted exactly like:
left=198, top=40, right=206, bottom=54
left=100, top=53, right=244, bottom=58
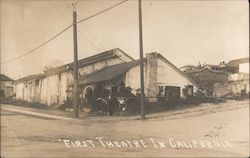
left=0, top=0, right=249, bottom=157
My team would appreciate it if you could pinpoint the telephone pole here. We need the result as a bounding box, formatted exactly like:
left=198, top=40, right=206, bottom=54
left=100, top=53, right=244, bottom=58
left=73, top=3, right=79, bottom=118
left=138, top=0, right=145, bottom=120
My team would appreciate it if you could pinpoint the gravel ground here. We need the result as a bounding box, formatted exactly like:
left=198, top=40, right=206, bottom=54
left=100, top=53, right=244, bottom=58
left=1, top=99, right=249, bottom=157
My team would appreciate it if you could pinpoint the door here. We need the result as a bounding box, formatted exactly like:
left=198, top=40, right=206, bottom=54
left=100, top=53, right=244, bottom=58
left=165, top=86, right=181, bottom=101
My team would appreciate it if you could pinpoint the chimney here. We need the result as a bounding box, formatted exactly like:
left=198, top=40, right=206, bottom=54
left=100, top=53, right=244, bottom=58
left=145, top=52, right=158, bottom=102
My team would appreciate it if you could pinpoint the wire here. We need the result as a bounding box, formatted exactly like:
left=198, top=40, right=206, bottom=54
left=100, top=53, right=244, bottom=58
left=48, top=1, right=103, bottom=51
left=1, top=0, right=128, bottom=64
left=77, top=0, right=128, bottom=24
left=1, top=25, right=72, bottom=64
left=75, top=0, right=129, bottom=49
left=81, top=23, right=106, bottom=50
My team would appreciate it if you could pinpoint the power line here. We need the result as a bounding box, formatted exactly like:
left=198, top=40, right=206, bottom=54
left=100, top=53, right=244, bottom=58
left=1, top=0, right=128, bottom=64
left=48, top=0, right=103, bottom=52
left=75, top=0, right=129, bottom=49
left=80, top=23, right=106, bottom=50
left=1, top=25, right=72, bottom=65
left=77, top=0, right=128, bottom=24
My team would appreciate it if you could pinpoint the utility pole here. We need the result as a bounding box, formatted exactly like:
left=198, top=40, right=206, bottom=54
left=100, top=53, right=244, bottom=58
left=73, top=3, right=79, bottom=118
left=138, top=0, right=145, bottom=120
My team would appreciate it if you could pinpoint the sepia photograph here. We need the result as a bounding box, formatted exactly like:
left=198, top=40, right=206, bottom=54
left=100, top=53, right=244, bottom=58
left=0, top=0, right=249, bottom=157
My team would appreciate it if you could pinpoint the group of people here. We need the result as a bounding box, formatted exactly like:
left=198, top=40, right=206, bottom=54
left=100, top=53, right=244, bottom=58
left=63, top=81, right=135, bottom=115
left=91, top=81, right=135, bottom=115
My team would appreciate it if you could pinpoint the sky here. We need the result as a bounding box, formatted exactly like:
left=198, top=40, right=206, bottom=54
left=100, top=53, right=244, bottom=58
left=0, top=0, right=249, bottom=80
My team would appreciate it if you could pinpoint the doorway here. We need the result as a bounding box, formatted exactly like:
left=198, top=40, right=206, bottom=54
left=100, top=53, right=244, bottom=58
left=164, top=86, right=181, bottom=101
left=84, top=86, right=94, bottom=108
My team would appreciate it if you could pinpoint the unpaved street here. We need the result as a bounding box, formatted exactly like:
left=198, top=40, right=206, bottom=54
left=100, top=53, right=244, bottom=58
left=1, top=100, right=249, bottom=157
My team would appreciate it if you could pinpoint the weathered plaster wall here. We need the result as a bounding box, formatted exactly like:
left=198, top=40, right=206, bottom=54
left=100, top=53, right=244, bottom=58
left=14, top=51, right=133, bottom=106
left=157, top=58, right=198, bottom=97
left=125, top=64, right=146, bottom=95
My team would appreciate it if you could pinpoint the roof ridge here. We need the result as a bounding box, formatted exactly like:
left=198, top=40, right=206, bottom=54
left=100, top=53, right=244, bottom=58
left=83, top=59, right=141, bottom=77
left=44, top=48, right=132, bottom=75
left=114, top=48, right=135, bottom=61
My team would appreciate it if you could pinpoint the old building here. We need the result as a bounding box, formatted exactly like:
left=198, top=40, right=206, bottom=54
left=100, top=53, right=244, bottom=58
left=15, top=74, right=45, bottom=102
left=15, top=49, right=198, bottom=108
left=219, top=57, right=249, bottom=73
left=212, top=57, right=249, bottom=98
left=0, top=74, right=14, bottom=97
left=225, top=57, right=249, bottom=95
left=184, top=68, right=228, bottom=96
left=14, top=48, right=134, bottom=107
left=182, top=57, right=249, bottom=96
left=79, top=52, right=198, bottom=103
left=179, top=65, right=197, bottom=72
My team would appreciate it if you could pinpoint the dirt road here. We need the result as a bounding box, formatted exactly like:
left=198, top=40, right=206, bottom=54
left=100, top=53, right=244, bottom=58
left=1, top=100, right=249, bottom=157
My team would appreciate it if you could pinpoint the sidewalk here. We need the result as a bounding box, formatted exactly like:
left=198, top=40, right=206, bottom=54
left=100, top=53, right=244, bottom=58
left=1, top=104, right=78, bottom=120
left=2, top=99, right=247, bottom=122
left=0, top=104, right=139, bottom=121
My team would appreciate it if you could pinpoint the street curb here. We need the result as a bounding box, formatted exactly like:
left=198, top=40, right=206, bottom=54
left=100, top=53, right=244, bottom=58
left=1, top=106, right=76, bottom=121
left=0, top=104, right=140, bottom=122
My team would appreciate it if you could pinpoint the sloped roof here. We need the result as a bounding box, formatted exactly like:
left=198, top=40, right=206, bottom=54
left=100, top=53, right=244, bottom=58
left=227, top=57, right=249, bottom=67
left=79, top=53, right=199, bottom=88
left=179, top=65, right=196, bottom=69
left=185, top=67, right=226, bottom=74
left=69, top=48, right=126, bottom=68
left=205, top=64, right=219, bottom=67
left=15, top=74, right=45, bottom=83
left=0, top=74, right=13, bottom=81
left=15, top=48, right=134, bottom=83
left=79, top=59, right=142, bottom=84
left=43, top=65, right=68, bottom=76
left=44, top=48, right=134, bottom=76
